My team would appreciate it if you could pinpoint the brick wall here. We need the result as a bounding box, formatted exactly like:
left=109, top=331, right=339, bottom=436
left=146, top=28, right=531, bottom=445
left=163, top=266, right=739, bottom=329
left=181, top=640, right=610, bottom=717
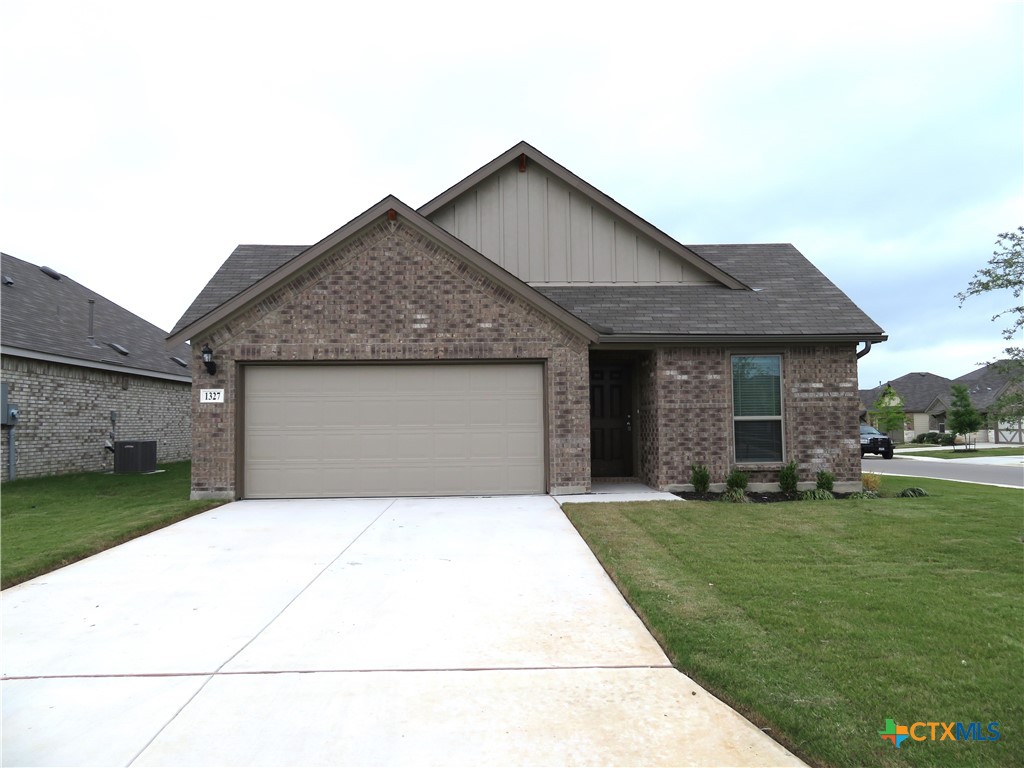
left=639, top=344, right=861, bottom=490
left=0, top=355, right=191, bottom=481
left=189, top=221, right=591, bottom=499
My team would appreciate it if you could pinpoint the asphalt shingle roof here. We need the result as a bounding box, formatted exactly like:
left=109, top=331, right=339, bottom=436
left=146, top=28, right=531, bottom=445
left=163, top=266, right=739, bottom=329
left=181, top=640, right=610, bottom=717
left=955, top=361, right=1019, bottom=411
left=171, top=245, right=305, bottom=335
left=860, top=371, right=953, bottom=413
left=537, top=244, right=884, bottom=337
left=1, top=252, right=192, bottom=378
left=172, top=243, right=883, bottom=342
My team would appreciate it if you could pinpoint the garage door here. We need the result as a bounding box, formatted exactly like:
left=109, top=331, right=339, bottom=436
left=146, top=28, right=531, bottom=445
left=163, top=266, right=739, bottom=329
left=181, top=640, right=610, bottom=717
left=243, top=363, right=545, bottom=498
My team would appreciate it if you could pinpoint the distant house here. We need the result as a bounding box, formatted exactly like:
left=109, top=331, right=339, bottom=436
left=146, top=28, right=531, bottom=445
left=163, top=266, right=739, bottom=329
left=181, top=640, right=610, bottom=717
left=860, top=372, right=952, bottom=440
left=1, top=253, right=192, bottom=480
left=861, top=364, right=1024, bottom=444
left=929, top=362, right=1024, bottom=444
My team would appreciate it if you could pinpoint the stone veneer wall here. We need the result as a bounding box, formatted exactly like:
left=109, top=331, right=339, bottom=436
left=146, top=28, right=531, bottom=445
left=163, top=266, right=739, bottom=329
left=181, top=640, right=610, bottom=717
left=637, top=345, right=861, bottom=490
left=189, top=221, right=591, bottom=499
left=0, top=355, right=191, bottom=481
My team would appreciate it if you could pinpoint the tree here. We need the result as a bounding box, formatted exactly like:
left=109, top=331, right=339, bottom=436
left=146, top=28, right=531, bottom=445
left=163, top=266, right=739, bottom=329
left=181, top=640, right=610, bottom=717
left=869, top=385, right=906, bottom=436
left=957, top=227, right=1024, bottom=422
left=947, top=384, right=983, bottom=449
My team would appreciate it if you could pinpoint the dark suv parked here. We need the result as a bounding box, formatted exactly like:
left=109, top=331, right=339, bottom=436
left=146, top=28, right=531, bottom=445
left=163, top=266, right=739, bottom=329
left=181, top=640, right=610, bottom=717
left=860, top=423, right=894, bottom=459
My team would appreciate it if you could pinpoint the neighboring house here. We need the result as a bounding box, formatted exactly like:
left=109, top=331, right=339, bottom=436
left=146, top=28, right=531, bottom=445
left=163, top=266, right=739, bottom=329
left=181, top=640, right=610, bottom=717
left=929, top=362, right=1024, bottom=443
left=1, top=253, right=192, bottom=480
left=860, top=372, right=953, bottom=441
left=169, top=142, right=886, bottom=500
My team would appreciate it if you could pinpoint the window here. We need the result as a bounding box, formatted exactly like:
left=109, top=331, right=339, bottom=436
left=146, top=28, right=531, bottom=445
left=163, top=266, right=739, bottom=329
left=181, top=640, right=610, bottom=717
left=732, top=355, right=783, bottom=462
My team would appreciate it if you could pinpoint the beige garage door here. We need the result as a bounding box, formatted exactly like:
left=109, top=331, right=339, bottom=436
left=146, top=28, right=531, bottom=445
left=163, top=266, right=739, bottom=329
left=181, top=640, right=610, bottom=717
left=244, top=363, right=545, bottom=498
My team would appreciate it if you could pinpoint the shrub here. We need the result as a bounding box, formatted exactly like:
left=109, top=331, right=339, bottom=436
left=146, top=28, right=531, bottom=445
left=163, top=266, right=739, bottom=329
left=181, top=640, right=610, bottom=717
left=848, top=491, right=879, bottom=499
left=898, top=487, right=929, bottom=497
left=914, top=432, right=939, bottom=444
left=726, top=469, right=749, bottom=492
left=719, top=487, right=750, bottom=503
left=816, top=470, right=835, bottom=492
left=861, top=472, right=882, bottom=493
left=690, top=464, right=711, bottom=494
left=778, top=461, right=799, bottom=494
left=800, top=488, right=835, bottom=501
left=937, top=433, right=956, bottom=446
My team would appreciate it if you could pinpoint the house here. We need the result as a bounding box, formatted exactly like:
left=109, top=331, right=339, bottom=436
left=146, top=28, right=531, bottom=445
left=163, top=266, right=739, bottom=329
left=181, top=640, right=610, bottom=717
left=929, top=362, right=1023, bottom=443
left=860, top=372, right=953, bottom=440
left=169, top=142, right=886, bottom=500
left=1, top=253, right=192, bottom=480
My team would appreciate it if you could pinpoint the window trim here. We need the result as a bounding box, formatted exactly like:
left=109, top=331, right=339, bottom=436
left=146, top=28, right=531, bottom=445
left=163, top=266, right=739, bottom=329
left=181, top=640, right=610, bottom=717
left=731, top=353, right=785, bottom=464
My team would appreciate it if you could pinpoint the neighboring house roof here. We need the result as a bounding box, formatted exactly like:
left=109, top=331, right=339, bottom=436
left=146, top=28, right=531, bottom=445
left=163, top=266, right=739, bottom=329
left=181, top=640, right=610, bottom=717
left=954, top=361, right=1019, bottom=411
left=1, top=252, right=191, bottom=381
left=169, top=196, right=599, bottom=346
left=861, top=372, right=953, bottom=414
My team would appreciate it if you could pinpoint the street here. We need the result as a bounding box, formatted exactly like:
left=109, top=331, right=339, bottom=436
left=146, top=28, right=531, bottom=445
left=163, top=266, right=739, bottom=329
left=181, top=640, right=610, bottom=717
left=862, top=454, right=1024, bottom=489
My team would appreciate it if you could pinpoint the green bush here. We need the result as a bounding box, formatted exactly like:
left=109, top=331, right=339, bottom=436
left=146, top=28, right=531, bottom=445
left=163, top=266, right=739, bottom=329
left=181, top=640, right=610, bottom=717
left=915, top=432, right=940, bottom=444
left=690, top=464, right=711, bottom=494
left=816, top=470, right=835, bottom=492
left=719, top=487, right=751, bottom=503
left=848, top=491, right=879, bottom=499
left=726, top=469, right=749, bottom=492
left=778, top=461, right=799, bottom=494
left=800, top=488, right=835, bottom=501
left=937, top=433, right=956, bottom=446
left=898, top=487, right=930, bottom=497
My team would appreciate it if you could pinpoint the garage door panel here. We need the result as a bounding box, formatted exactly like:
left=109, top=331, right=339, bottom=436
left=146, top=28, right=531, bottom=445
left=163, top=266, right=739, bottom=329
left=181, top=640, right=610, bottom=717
left=506, top=397, right=542, bottom=425
left=507, top=432, right=543, bottom=459
left=244, top=364, right=544, bottom=497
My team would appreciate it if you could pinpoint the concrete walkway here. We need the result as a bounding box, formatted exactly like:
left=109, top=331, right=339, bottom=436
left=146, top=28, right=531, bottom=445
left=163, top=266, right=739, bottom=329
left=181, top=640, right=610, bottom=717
left=2, top=496, right=803, bottom=767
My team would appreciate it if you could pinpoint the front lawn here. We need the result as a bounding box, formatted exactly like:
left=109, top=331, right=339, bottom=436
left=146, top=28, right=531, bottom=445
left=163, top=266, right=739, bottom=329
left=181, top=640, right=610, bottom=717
left=564, top=477, right=1023, bottom=767
left=899, top=447, right=1024, bottom=460
left=1, top=462, right=224, bottom=589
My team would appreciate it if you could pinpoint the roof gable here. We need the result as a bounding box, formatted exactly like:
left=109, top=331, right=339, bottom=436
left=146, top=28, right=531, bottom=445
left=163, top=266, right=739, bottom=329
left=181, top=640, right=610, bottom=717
left=1, top=252, right=191, bottom=380
left=418, top=142, right=747, bottom=289
left=168, top=197, right=598, bottom=345
left=863, top=372, right=954, bottom=412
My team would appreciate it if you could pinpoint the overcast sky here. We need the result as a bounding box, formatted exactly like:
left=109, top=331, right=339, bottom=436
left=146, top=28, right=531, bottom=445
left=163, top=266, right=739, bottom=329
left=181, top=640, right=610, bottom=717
left=2, top=1, right=1021, bottom=389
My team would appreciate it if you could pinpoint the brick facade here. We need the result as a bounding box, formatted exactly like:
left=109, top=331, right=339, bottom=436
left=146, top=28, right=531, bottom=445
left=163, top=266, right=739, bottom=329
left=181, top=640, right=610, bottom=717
left=189, top=221, right=591, bottom=499
left=0, top=355, right=191, bottom=481
left=635, top=344, right=861, bottom=491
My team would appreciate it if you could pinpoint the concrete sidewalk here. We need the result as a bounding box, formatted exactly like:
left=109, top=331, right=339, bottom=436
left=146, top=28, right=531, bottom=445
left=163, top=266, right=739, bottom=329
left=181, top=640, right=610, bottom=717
left=894, top=443, right=1024, bottom=465
left=2, top=496, right=804, bottom=767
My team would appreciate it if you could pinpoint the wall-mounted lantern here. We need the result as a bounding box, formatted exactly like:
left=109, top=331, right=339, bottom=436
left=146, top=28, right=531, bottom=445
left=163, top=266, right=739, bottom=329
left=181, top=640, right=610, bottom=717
left=201, top=344, right=217, bottom=375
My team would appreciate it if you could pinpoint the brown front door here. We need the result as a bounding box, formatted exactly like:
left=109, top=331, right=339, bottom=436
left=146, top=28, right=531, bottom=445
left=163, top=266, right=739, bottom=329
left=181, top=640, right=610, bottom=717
left=590, top=362, right=633, bottom=477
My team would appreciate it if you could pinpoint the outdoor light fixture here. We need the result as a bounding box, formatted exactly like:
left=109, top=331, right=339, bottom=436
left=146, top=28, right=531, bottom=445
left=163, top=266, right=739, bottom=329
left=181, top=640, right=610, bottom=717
left=201, top=344, right=217, bottom=375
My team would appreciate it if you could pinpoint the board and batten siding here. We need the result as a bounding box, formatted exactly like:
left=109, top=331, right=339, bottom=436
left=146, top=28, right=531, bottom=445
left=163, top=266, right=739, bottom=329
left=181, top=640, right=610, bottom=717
left=429, top=162, right=718, bottom=286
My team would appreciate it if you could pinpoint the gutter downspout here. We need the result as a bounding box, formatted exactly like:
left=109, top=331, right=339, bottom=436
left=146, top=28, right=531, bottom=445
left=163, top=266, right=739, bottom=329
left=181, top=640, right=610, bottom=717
left=856, top=341, right=873, bottom=359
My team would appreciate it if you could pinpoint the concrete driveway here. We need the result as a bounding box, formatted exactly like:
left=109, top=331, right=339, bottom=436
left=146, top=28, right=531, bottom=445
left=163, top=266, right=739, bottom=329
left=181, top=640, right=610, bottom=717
left=2, top=496, right=804, bottom=767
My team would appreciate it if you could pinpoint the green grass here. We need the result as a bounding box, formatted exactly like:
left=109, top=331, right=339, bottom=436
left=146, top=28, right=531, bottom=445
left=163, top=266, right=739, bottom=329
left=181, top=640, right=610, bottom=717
left=564, top=477, right=1024, bottom=768
left=1, top=462, right=224, bottom=588
left=899, top=447, right=1024, bottom=460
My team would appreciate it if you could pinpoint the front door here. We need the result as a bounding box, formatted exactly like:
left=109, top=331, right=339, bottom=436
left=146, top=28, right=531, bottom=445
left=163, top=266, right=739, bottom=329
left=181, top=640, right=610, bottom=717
left=590, top=362, right=633, bottom=477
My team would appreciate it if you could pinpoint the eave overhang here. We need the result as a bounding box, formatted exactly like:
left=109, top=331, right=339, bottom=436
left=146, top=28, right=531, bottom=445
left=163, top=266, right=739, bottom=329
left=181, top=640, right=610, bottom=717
left=591, top=332, right=889, bottom=347
left=1, top=345, right=192, bottom=383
